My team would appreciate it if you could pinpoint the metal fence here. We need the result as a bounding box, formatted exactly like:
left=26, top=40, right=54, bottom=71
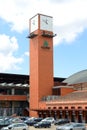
left=42, top=95, right=60, bottom=101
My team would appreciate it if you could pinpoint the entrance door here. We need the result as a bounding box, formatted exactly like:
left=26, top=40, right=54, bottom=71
left=78, top=111, right=83, bottom=123
left=71, top=110, right=76, bottom=122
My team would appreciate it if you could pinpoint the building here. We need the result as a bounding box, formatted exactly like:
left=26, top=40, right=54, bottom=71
left=0, top=14, right=87, bottom=123
left=0, top=70, right=87, bottom=123
left=44, top=69, right=87, bottom=123
left=29, top=13, right=56, bottom=117
left=0, top=73, right=29, bottom=116
left=28, top=13, right=87, bottom=123
left=0, top=73, right=64, bottom=117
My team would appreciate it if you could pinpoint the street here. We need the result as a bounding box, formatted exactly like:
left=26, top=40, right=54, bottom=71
left=29, top=124, right=56, bottom=130
left=29, top=124, right=87, bottom=130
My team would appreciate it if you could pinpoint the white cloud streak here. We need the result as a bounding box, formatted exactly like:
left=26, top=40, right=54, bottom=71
left=24, top=52, right=29, bottom=57
left=0, top=34, right=23, bottom=72
left=0, top=0, right=87, bottom=72
left=0, top=0, right=87, bottom=44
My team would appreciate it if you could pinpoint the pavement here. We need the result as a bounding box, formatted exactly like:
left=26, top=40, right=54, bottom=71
left=29, top=124, right=56, bottom=130
left=29, top=124, right=87, bottom=130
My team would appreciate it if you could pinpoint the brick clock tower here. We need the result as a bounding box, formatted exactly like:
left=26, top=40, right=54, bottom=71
left=29, top=14, right=56, bottom=117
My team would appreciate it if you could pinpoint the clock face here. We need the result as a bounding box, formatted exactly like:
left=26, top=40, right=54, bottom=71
left=30, top=15, right=38, bottom=33
left=40, top=15, right=53, bottom=32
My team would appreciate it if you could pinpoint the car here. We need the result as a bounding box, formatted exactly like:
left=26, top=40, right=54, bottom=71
left=8, top=117, right=23, bottom=123
left=41, top=117, right=55, bottom=123
left=0, top=119, right=10, bottom=129
left=56, top=122, right=86, bottom=130
left=19, top=116, right=30, bottom=121
left=54, top=118, right=70, bottom=125
left=34, top=117, right=43, bottom=122
left=24, top=117, right=43, bottom=126
left=1, top=122, right=29, bottom=130
left=24, top=119, right=37, bottom=126
left=34, top=120, right=51, bottom=128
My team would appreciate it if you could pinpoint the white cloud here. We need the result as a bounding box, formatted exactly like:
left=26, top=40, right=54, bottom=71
left=0, top=34, right=18, bottom=54
left=0, top=0, right=87, bottom=44
left=0, top=34, right=23, bottom=72
left=24, top=51, right=29, bottom=57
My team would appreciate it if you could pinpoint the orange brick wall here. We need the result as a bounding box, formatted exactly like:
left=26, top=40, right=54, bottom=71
left=0, top=95, right=27, bottom=101
left=61, top=87, right=74, bottom=96
left=30, top=30, right=53, bottom=112
left=30, top=30, right=39, bottom=110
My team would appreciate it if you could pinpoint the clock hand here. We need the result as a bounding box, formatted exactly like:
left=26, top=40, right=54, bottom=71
left=43, top=19, right=48, bottom=24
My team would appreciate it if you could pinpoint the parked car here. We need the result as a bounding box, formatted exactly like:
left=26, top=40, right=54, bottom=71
left=19, top=116, right=30, bottom=121
left=54, top=118, right=70, bottom=125
left=34, top=117, right=43, bottom=122
left=42, top=117, right=55, bottom=123
left=24, top=119, right=37, bottom=126
left=0, top=119, right=10, bottom=129
left=34, top=120, right=51, bottom=128
left=24, top=117, right=43, bottom=126
left=8, top=117, right=23, bottom=123
left=1, top=122, right=29, bottom=130
left=56, top=122, right=86, bottom=130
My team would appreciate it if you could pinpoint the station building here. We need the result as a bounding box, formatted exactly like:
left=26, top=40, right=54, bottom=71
left=0, top=73, right=64, bottom=117
left=28, top=13, right=87, bottom=123
left=0, top=13, right=87, bottom=123
left=0, top=73, right=29, bottom=116
left=0, top=70, right=87, bottom=123
left=39, top=69, right=87, bottom=123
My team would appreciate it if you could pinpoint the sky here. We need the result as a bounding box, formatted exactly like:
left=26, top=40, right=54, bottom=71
left=0, top=0, right=87, bottom=78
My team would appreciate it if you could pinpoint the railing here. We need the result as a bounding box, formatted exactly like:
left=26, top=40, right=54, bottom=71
left=42, top=95, right=60, bottom=101
left=42, top=90, right=87, bottom=102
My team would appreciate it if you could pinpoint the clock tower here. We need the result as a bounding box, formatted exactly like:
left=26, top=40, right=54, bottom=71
left=29, top=14, right=56, bottom=117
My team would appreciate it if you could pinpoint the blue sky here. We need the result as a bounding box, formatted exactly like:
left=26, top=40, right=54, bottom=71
left=0, top=0, right=87, bottom=78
